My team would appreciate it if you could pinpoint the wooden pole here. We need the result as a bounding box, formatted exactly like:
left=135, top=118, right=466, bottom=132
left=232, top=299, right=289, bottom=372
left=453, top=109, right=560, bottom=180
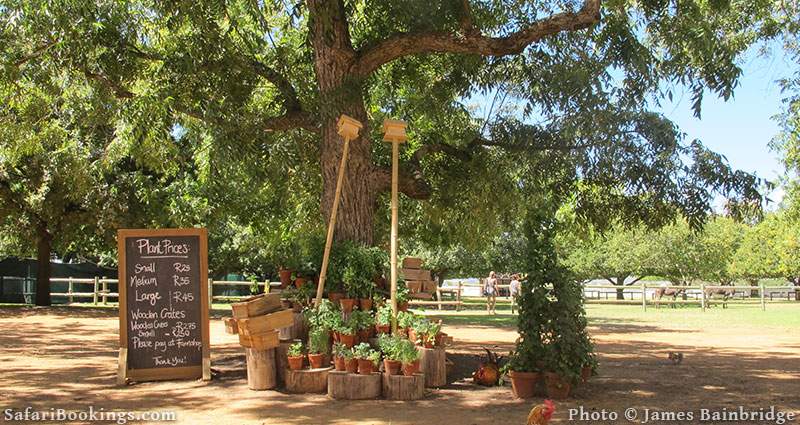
left=383, top=119, right=408, bottom=333
left=700, top=284, right=706, bottom=312
left=760, top=282, right=766, bottom=311
left=315, top=115, right=363, bottom=307
left=641, top=282, right=647, bottom=312
left=93, top=276, right=99, bottom=305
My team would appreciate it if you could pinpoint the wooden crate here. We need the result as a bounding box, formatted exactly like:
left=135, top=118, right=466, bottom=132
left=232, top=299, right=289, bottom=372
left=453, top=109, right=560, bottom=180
left=239, top=330, right=281, bottom=350
left=402, top=268, right=431, bottom=281
left=223, top=317, right=238, bottom=334
left=422, top=280, right=438, bottom=293
left=407, top=280, right=423, bottom=294
left=231, top=293, right=282, bottom=319
left=402, top=257, right=423, bottom=269
left=238, top=309, right=294, bottom=337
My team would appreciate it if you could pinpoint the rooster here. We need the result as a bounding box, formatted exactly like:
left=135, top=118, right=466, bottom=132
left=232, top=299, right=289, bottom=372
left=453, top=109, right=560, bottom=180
left=668, top=352, right=684, bottom=365
left=527, top=399, right=556, bottom=425
left=472, top=348, right=501, bottom=386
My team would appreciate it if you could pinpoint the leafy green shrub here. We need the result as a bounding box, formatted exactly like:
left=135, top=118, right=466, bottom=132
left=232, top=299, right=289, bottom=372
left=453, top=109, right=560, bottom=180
left=308, top=328, right=329, bottom=355
left=375, top=304, right=393, bottom=326
left=288, top=342, right=304, bottom=357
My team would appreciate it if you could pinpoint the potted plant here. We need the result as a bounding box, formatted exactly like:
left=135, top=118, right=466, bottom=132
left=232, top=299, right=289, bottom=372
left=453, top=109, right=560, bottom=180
left=336, top=319, right=357, bottom=348
left=375, top=304, right=392, bottom=334
left=273, top=239, right=301, bottom=288
left=307, top=328, right=329, bottom=369
left=397, top=311, right=417, bottom=337
left=349, top=310, right=374, bottom=342
left=420, top=321, right=441, bottom=349
left=396, top=278, right=410, bottom=311
left=343, top=346, right=358, bottom=373
left=398, top=339, right=421, bottom=376
left=377, top=334, right=403, bottom=375
left=353, top=342, right=379, bottom=375
left=287, top=342, right=305, bottom=371
left=332, top=342, right=347, bottom=371
left=503, top=345, right=542, bottom=398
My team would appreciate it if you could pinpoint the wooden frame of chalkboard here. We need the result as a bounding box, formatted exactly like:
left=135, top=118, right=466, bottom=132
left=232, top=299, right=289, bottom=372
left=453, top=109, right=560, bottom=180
left=117, top=228, right=211, bottom=383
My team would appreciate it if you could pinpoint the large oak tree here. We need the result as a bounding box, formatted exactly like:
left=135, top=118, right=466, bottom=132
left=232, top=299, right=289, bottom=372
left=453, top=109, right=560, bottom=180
left=2, top=0, right=777, bottom=259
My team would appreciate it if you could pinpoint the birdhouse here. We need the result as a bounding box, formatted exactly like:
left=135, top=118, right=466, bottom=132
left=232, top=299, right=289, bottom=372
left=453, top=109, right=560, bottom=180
left=337, top=114, right=363, bottom=140
left=382, top=119, right=408, bottom=143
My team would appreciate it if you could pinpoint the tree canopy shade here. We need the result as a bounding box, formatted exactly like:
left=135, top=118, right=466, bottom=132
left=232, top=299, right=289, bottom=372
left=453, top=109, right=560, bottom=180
left=1, top=0, right=776, bottom=243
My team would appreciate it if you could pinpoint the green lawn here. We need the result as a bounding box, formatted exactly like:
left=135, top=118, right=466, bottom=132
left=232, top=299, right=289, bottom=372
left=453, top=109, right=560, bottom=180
left=418, top=302, right=800, bottom=329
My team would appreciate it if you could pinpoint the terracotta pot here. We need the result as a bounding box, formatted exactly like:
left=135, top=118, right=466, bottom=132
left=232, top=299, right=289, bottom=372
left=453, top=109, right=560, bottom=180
left=509, top=370, right=541, bottom=398
left=328, top=292, right=345, bottom=306
left=384, top=359, right=402, bottom=375
left=279, top=269, right=293, bottom=288
left=375, top=324, right=391, bottom=334
left=334, top=356, right=346, bottom=371
left=287, top=355, right=305, bottom=371
left=357, top=359, right=375, bottom=375
left=359, top=298, right=373, bottom=311
left=340, top=298, right=357, bottom=313
left=435, top=332, right=447, bottom=347
left=581, top=366, right=593, bottom=383
left=340, top=333, right=356, bottom=348
left=345, top=358, right=359, bottom=374
left=423, top=339, right=434, bottom=349
left=308, top=353, right=326, bottom=369
left=294, top=276, right=307, bottom=288
left=357, top=329, right=370, bottom=343
left=402, top=360, right=420, bottom=376
left=398, top=302, right=409, bottom=312
left=407, top=329, right=418, bottom=345
left=544, top=372, right=572, bottom=400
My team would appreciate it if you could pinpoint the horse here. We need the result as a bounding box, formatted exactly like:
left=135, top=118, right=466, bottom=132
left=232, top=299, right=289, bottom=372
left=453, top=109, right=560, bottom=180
left=704, top=286, right=736, bottom=309
left=654, top=287, right=685, bottom=309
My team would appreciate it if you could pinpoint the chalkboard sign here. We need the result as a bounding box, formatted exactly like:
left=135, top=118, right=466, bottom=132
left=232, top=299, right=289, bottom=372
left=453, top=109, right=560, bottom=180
left=117, top=228, right=210, bottom=382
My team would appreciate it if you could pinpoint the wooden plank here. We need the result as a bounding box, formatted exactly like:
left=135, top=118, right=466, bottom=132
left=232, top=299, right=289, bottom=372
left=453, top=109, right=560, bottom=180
left=237, top=309, right=294, bottom=336
left=239, top=331, right=281, bottom=350
left=418, top=347, right=447, bottom=387
left=402, top=257, right=423, bottom=269
left=382, top=373, right=425, bottom=400
left=402, top=269, right=431, bottom=281
left=231, top=293, right=282, bottom=319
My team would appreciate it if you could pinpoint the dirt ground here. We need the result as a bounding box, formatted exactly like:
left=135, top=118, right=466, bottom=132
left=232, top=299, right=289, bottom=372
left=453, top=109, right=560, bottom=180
left=1, top=306, right=798, bottom=425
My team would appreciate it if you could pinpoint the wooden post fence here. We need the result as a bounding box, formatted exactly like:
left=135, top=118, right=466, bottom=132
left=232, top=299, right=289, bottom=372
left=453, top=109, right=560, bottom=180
left=700, top=284, right=706, bottom=312
left=102, top=276, right=108, bottom=305
left=68, top=277, right=74, bottom=304
left=641, top=282, right=647, bottom=311
left=93, top=276, right=99, bottom=305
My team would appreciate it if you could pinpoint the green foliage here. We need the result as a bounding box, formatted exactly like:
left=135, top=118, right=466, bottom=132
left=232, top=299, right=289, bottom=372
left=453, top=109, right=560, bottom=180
left=375, top=303, right=393, bottom=326
left=508, top=206, right=595, bottom=382
left=288, top=342, right=304, bottom=357
left=396, top=339, right=421, bottom=364
left=377, top=334, right=406, bottom=361
left=396, top=311, right=418, bottom=329
left=308, top=328, right=329, bottom=355
left=352, top=342, right=376, bottom=360
left=303, top=299, right=340, bottom=331
left=328, top=241, right=384, bottom=298
left=348, top=309, right=375, bottom=331
left=331, top=342, right=348, bottom=358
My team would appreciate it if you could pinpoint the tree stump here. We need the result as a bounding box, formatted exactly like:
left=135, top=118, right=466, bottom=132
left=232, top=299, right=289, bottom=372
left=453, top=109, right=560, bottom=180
left=327, top=371, right=382, bottom=400
left=275, top=340, right=292, bottom=387
left=382, top=373, right=425, bottom=400
left=418, top=347, right=447, bottom=387
left=245, top=348, right=277, bottom=390
left=285, top=367, right=332, bottom=394
left=279, top=312, right=308, bottom=341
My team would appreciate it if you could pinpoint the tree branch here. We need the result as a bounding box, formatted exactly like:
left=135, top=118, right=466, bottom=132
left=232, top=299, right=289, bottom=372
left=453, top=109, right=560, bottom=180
left=413, top=135, right=601, bottom=162
left=247, top=59, right=303, bottom=113
left=13, top=41, right=57, bottom=67
left=353, top=0, right=601, bottom=76
left=373, top=167, right=432, bottom=200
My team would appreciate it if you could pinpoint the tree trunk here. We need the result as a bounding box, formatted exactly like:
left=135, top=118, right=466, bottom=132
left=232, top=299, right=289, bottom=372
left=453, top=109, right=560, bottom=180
left=35, top=226, right=52, bottom=306
left=615, top=275, right=628, bottom=300
left=310, top=0, right=378, bottom=245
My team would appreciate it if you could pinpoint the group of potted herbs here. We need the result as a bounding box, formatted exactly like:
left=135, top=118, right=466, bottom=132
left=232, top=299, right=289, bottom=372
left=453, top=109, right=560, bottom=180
left=285, top=299, right=446, bottom=376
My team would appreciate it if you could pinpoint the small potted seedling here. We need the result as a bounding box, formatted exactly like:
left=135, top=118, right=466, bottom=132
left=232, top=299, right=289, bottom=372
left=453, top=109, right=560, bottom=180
left=343, top=346, right=358, bottom=373
left=399, top=339, right=421, bottom=376
left=375, top=304, right=392, bottom=334
left=354, top=343, right=379, bottom=375
left=332, top=342, right=347, bottom=371
left=307, top=328, right=329, bottom=369
left=287, top=342, right=305, bottom=371
left=378, top=334, right=403, bottom=375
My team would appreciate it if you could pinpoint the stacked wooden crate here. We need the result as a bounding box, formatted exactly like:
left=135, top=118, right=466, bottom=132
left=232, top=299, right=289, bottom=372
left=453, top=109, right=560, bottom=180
left=231, top=293, right=294, bottom=390
left=402, top=257, right=436, bottom=300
